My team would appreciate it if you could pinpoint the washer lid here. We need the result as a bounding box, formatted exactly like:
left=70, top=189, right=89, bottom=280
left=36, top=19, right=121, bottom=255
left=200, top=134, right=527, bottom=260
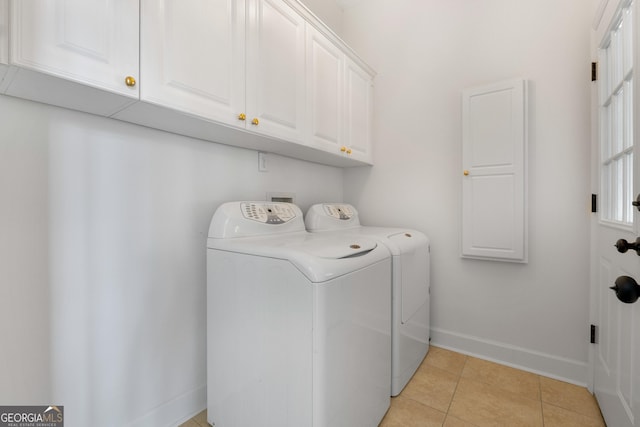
left=208, top=233, right=389, bottom=283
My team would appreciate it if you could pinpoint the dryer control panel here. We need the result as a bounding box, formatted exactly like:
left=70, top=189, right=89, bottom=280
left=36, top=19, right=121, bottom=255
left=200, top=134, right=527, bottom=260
left=323, top=204, right=355, bottom=220
left=305, top=203, right=361, bottom=231
left=241, top=202, right=297, bottom=224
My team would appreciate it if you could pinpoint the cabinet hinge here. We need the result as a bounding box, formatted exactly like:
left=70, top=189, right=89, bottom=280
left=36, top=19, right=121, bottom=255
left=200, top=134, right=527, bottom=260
left=592, top=62, right=598, bottom=82
left=590, top=324, right=597, bottom=344
left=592, top=194, right=597, bottom=213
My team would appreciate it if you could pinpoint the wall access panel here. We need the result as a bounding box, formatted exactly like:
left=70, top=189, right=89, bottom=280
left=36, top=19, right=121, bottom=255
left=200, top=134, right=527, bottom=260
left=461, top=78, right=528, bottom=263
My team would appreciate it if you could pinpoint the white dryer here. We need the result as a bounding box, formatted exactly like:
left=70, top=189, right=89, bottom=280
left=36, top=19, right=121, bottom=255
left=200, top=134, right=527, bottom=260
left=206, top=201, right=392, bottom=427
left=305, top=203, right=430, bottom=396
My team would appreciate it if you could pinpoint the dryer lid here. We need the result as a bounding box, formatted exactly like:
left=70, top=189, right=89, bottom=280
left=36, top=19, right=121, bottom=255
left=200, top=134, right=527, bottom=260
left=386, top=230, right=430, bottom=254
left=293, top=236, right=378, bottom=259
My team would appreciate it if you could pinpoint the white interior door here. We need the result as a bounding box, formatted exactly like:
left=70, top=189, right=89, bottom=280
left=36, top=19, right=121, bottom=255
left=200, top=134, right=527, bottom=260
left=591, top=1, right=640, bottom=426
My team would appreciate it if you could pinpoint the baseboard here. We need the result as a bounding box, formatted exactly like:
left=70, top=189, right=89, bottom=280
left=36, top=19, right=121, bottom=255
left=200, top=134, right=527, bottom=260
left=126, top=384, right=206, bottom=427
left=430, top=327, right=588, bottom=387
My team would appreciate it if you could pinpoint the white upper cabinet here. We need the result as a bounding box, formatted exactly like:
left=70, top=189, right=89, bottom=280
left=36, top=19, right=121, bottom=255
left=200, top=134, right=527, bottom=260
left=8, top=0, right=138, bottom=97
left=140, top=0, right=306, bottom=144
left=140, top=0, right=245, bottom=128
left=306, top=25, right=344, bottom=154
left=4, top=0, right=139, bottom=115
left=306, top=24, right=374, bottom=162
left=246, top=0, right=307, bottom=143
left=1, top=0, right=374, bottom=167
left=344, top=56, right=373, bottom=163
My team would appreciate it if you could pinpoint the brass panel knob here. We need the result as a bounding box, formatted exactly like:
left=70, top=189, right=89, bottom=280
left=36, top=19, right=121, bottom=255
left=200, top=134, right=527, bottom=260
left=238, top=113, right=246, bottom=121
left=340, top=146, right=347, bottom=152
left=124, top=76, right=136, bottom=87
left=463, top=170, right=470, bottom=176
left=346, top=148, right=352, bottom=155
left=251, top=118, right=259, bottom=126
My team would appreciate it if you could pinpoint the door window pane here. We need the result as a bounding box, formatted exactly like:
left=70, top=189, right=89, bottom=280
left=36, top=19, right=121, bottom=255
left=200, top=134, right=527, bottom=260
left=600, top=1, right=634, bottom=226
left=626, top=153, right=634, bottom=222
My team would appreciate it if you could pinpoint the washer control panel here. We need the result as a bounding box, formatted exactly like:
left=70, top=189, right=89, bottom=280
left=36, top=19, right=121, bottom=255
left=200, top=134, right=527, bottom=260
left=241, top=202, right=297, bottom=224
left=323, top=204, right=355, bottom=220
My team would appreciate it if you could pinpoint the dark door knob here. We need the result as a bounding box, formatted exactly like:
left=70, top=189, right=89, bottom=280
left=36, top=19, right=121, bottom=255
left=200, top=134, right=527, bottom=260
left=633, top=194, right=640, bottom=210
left=615, top=238, right=640, bottom=255
left=611, top=276, right=640, bottom=304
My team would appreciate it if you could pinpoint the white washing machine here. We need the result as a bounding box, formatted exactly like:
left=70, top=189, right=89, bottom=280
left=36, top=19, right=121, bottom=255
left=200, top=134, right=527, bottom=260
left=305, top=203, right=430, bottom=396
left=206, top=201, right=391, bottom=427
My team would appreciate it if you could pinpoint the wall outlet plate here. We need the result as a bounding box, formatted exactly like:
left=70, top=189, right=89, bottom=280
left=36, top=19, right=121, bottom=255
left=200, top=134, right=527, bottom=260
left=258, top=152, right=268, bottom=172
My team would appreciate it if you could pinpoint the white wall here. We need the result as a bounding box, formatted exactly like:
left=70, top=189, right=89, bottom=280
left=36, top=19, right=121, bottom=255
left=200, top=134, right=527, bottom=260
left=341, top=0, right=593, bottom=383
left=0, top=95, right=343, bottom=426
left=300, top=0, right=343, bottom=36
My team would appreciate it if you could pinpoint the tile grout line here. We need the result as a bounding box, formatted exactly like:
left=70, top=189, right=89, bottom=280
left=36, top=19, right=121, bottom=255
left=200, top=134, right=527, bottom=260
left=539, top=377, right=605, bottom=424
left=542, top=401, right=607, bottom=423
left=539, top=374, right=546, bottom=427
left=441, top=353, right=468, bottom=424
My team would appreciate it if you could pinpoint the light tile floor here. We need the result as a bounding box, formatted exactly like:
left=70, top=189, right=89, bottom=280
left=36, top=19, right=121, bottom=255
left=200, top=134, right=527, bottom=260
left=381, top=346, right=605, bottom=427
left=181, top=346, right=605, bottom=427
left=179, top=409, right=208, bottom=427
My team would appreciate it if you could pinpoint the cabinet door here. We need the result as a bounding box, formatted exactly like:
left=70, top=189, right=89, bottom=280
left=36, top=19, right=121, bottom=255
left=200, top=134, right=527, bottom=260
left=307, top=26, right=343, bottom=153
left=9, top=0, right=139, bottom=98
left=0, top=0, right=7, bottom=81
left=461, top=79, right=527, bottom=262
left=344, top=58, right=373, bottom=163
left=246, top=0, right=306, bottom=143
left=140, top=0, right=245, bottom=127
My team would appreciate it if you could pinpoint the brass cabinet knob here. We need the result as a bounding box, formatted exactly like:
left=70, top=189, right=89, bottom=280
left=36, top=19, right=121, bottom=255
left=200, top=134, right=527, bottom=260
left=340, top=146, right=347, bottom=152
left=463, top=170, right=470, bottom=176
left=238, top=113, right=246, bottom=121
left=346, top=148, right=352, bottom=155
left=251, top=118, right=259, bottom=126
left=124, top=76, right=136, bottom=87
